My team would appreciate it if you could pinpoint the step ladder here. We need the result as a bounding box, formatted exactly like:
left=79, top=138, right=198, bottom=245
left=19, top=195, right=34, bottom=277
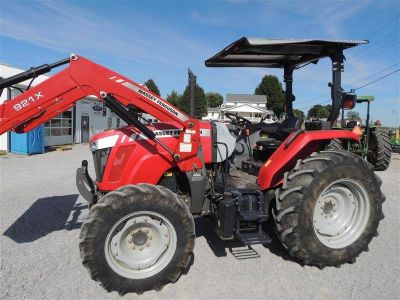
left=232, top=190, right=272, bottom=245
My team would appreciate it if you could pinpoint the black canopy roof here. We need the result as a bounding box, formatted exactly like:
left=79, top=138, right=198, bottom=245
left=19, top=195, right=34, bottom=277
left=205, top=37, right=368, bottom=68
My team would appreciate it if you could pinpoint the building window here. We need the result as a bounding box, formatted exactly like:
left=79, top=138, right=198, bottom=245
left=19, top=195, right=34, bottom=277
left=45, top=111, right=72, bottom=136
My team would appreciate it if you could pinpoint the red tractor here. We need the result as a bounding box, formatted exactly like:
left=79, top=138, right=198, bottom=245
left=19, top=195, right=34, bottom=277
left=0, top=38, right=385, bottom=295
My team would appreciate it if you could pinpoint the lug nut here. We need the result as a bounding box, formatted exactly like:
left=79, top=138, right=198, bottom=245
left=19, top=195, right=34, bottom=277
left=145, top=229, right=149, bottom=233
left=146, top=242, right=150, bottom=247
left=139, top=247, right=143, bottom=251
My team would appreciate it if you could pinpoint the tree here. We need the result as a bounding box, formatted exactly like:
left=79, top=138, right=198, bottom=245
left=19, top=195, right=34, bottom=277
left=205, top=92, right=223, bottom=108
left=144, top=78, right=160, bottom=96
left=293, top=109, right=305, bottom=121
left=346, top=111, right=361, bottom=120
left=166, top=90, right=181, bottom=107
left=180, top=83, right=207, bottom=118
left=307, top=104, right=331, bottom=119
left=255, top=75, right=285, bottom=118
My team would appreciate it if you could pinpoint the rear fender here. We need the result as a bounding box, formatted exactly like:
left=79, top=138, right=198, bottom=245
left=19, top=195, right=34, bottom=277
left=257, top=130, right=360, bottom=190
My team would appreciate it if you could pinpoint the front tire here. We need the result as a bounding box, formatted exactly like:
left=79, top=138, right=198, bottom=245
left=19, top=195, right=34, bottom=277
left=273, top=150, right=384, bottom=267
left=79, top=184, right=195, bottom=294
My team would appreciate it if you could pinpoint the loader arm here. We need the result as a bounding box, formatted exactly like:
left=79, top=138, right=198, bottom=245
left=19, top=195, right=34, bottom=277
left=0, top=54, right=202, bottom=170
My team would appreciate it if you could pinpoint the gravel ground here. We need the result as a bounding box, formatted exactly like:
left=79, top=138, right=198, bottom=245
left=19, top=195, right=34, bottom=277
left=0, top=144, right=399, bottom=299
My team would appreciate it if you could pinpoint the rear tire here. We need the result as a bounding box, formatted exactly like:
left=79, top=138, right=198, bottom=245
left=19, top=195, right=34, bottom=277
left=326, top=138, right=343, bottom=150
left=79, top=184, right=195, bottom=294
left=367, top=130, right=392, bottom=171
left=273, top=150, right=384, bottom=267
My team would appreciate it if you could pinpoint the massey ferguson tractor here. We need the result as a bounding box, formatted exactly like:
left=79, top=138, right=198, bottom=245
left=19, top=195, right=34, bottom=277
left=0, top=38, right=385, bottom=295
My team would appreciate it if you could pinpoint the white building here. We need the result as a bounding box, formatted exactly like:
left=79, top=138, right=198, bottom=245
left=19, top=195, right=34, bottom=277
left=0, top=64, right=125, bottom=151
left=203, top=94, right=277, bottom=123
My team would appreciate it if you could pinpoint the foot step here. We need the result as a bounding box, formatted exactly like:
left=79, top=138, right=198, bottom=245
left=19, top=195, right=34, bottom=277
left=236, top=232, right=272, bottom=245
left=239, top=210, right=268, bottom=222
left=230, top=246, right=260, bottom=260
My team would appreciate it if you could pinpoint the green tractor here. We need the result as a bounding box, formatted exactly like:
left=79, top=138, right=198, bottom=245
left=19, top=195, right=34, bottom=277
left=389, top=128, right=400, bottom=153
left=328, top=96, right=392, bottom=170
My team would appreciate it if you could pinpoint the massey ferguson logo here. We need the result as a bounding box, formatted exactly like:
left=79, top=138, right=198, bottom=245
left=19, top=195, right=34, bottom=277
left=108, top=76, right=186, bottom=121
left=137, top=89, right=179, bottom=117
left=13, top=91, right=44, bottom=111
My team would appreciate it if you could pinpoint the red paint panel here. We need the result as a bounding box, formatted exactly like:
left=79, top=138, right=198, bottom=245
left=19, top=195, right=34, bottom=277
left=257, top=130, right=360, bottom=190
left=109, top=145, right=135, bottom=182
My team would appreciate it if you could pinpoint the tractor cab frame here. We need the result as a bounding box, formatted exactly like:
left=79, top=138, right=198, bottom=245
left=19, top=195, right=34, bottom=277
left=206, top=37, right=367, bottom=125
left=206, top=38, right=368, bottom=168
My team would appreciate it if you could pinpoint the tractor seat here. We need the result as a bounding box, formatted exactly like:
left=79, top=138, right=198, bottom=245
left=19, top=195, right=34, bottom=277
left=256, top=138, right=282, bottom=149
left=260, top=116, right=300, bottom=136
left=256, top=117, right=301, bottom=150
left=278, top=116, right=301, bottom=134
left=259, top=122, right=281, bottom=134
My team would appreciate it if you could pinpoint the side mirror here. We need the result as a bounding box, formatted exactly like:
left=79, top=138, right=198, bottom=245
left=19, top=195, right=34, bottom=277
left=341, top=92, right=357, bottom=110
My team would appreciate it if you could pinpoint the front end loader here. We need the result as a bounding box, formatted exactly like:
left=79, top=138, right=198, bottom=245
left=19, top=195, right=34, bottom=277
left=0, top=38, right=385, bottom=295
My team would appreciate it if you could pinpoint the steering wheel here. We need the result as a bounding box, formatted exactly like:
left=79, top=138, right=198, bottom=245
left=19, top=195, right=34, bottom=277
left=224, top=112, right=252, bottom=128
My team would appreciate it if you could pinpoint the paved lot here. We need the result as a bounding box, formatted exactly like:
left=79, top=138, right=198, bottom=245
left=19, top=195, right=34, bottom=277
left=0, top=144, right=399, bottom=299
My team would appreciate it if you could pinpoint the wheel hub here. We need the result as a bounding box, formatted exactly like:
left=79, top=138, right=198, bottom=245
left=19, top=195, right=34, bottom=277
left=322, top=199, right=335, bottom=215
left=105, top=212, right=177, bottom=279
left=132, top=230, right=148, bottom=246
left=313, top=179, right=370, bottom=249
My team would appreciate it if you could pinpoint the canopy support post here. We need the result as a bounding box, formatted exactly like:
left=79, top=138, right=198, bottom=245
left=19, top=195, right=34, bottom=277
left=327, top=49, right=344, bottom=126
left=284, top=65, right=295, bottom=117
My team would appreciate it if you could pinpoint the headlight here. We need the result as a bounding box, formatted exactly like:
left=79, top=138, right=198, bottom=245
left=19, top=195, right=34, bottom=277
left=90, top=142, right=97, bottom=152
left=93, top=147, right=111, bottom=181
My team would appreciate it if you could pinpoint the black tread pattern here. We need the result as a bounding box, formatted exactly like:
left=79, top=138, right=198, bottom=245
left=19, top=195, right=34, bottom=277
left=368, top=130, right=392, bottom=171
left=326, top=138, right=344, bottom=150
left=273, top=150, right=384, bottom=268
left=79, top=184, right=195, bottom=295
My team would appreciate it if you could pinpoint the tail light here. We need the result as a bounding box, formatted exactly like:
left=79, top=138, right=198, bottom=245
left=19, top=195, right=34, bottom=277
left=341, top=92, right=357, bottom=109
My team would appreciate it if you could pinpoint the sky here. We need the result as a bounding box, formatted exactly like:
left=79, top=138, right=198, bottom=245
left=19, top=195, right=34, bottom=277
left=0, top=0, right=399, bottom=126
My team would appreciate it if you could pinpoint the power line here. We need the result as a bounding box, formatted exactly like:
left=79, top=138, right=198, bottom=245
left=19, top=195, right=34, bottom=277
left=344, top=62, right=400, bottom=87
left=363, top=13, right=399, bottom=40
left=297, top=63, right=400, bottom=110
left=298, top=99, right=331, bottom=111
left=350, top=28, right=399, bottom=60
left=353, top=38, right=400, bottom=63
left=354, top=68, right=400, bottom=90
left=295, top=13, right=399, bottom=86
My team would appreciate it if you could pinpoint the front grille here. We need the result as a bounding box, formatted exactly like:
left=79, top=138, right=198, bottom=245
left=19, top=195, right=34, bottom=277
left=93, top=147, right=111, bottom=182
